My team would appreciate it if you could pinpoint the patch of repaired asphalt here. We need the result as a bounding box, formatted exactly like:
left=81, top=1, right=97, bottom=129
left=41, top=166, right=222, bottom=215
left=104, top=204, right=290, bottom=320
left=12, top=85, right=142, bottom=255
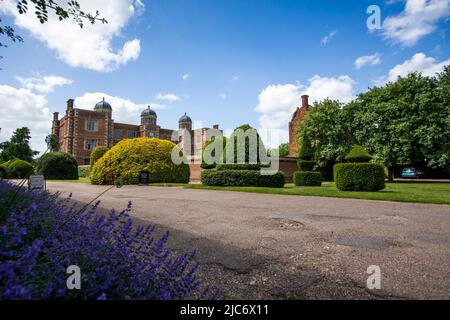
left=334, top=235, right=413, bottom=250
left=307, top=214, right=366, bottom=221
left=409, top=231, right=450, bottom=246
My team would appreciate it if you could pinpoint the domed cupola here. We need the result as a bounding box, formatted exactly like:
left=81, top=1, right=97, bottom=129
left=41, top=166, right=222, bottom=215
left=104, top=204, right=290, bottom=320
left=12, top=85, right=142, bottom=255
left=179, top=113, right=192, bottom=123
left=94, top=97, right=112, bottom=111
left=178, top=112, right=192, bottom=131
left=141, top=105, right=157, bottom=117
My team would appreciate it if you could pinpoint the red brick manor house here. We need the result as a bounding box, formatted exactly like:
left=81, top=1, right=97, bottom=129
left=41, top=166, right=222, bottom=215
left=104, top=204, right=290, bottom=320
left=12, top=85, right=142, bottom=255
left=51, top=98, right=222, bottom=165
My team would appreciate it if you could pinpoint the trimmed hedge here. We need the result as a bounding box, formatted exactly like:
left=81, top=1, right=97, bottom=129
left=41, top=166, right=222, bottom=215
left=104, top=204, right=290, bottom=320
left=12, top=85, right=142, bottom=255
left=90, top=146, right=109, bottom=169
left=35, top=152, right=79, bottom=180
left=345, top=145, right=373, bottom=163
left=7, top=159, right=34, bottom=179
left=216, top=163, right=270, bottom=171
left=90, top=138, right=190, bottom=185
left=297, top=160, right=316, bottom=171
left=334, top=163, right=385, bottom=191
left=201, top=170, right=285, bottom=188
left=293, top=171, right=322, bottom=186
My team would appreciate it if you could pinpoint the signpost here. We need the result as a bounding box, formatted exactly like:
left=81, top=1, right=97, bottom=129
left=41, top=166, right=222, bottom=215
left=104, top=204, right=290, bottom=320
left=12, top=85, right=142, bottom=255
left=139, top=172, right=149, bottom=185
left=28, top=174, right=46, bottom=192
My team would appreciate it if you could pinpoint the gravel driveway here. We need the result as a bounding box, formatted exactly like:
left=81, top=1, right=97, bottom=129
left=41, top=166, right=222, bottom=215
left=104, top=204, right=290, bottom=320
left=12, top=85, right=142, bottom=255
left=47, top=182, right=450, bottom=299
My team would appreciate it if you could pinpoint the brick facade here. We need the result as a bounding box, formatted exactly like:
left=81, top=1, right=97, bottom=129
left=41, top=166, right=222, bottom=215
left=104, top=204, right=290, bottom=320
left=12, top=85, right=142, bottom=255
left=288, top=95, right=309, bottom=157
left=52, top=99, right=222, bottom=165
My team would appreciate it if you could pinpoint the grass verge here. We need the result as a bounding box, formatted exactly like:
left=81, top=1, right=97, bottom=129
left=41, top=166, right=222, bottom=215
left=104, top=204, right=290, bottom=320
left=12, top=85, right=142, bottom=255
left=184, top=182, right=450, bottom=205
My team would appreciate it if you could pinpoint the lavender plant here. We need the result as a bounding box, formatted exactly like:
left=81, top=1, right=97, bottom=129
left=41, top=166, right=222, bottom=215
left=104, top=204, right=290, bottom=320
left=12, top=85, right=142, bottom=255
left=0, top=180, right=218, bottom=300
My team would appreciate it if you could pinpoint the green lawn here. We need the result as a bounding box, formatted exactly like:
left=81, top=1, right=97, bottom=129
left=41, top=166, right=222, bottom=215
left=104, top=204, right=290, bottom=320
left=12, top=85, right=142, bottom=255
left=46, top=178, right=450, bottom=205
left=184, top=182, right=450, bottom=205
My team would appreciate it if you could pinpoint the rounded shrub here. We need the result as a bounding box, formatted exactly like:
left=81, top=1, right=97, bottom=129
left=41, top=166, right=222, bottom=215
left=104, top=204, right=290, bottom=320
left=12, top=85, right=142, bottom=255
left=201, top=170, right=285, bottom=188
left=293, top=171, right=322, bottom=186
left=345, top=145, right=373, bottom=163
left=334, top=163, right=385, bottom=191
left=90, top=146, right=109, bottom=169
left=7, top=159, right=34, bottom=179
left=90, top=137, right=190, bottom=185
left=35, top=152, right=78, bottom=180
left=0, top=164, right=8, bottom=179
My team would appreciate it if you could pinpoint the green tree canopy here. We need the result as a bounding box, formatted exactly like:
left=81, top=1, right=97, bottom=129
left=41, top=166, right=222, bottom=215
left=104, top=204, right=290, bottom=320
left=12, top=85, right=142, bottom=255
left=0, top=127, right=39, bottom=163
left=268, top=143, right=289, bottom=158
left=294, top=69, right=450, bottom=178
left=296, top=99, right=353, bottom=167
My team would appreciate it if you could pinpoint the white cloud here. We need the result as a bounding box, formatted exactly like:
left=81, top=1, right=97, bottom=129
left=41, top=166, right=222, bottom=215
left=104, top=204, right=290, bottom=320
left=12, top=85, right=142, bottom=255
left=385, top=52, right=450, bottom=82
left=182, top=73, right=190, bottom=80
left=255, top=75, right=356, bottom=146
left=156, top=93, right=180, bottom=102
left=15, top=75, right=73, bottom=93
left=1, top=0, right=144, bottom=72
left=74, top=92, right=168, bottom=125
left=304, top=75, right=356, bottom=103
left=219, top=94, right=227, bottom=100
left=233, top=76, right=239, bottom=80
left=0, top=85, right=52, bottom=154
left=320, top=30, right=338, bottom=46
left=354, top=53, right=382, bottom=69
left=382, top=0, right=450, bottom=46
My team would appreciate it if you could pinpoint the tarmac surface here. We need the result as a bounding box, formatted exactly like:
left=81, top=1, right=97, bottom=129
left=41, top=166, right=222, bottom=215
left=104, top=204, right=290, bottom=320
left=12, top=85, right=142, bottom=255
left=47, top=182, right=450, bottom=299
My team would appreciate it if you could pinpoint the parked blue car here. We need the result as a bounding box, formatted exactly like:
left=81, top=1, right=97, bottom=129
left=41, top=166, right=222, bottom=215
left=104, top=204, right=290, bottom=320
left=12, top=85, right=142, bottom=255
left=401, top=167, right=423, bottom=179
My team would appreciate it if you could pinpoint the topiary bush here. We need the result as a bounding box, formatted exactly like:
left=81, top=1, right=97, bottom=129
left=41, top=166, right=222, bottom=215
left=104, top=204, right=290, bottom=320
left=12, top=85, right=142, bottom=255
left=293, top=171, right=322, bottom=187
left=35, top=152, right=78, bottom=180
left=345, top=145, right=373, bottom=163
left=229, top=124, right=267, bottom=164
left=1, top=161, right=8, bottom=178
left=90, top=137, right=190, bottom=185
left=297, top=160, right=316, bottom=171
left=201, top=137, right=227, bottom=169
left=334, top=163, right=385, bottom=191
left=201, top=170, right=285, bottom=188
left=298, top=135, right=314, bottom=160
left=0, top=164, right=7, bottom=179
left=7, top=159, right=34, bottom=179
left=90, top=146, right=109, bottom=169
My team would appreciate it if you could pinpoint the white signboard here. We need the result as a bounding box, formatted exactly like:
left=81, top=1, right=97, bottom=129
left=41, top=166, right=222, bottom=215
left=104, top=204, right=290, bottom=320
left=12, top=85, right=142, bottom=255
left=28, top=174, right=46, bottom=192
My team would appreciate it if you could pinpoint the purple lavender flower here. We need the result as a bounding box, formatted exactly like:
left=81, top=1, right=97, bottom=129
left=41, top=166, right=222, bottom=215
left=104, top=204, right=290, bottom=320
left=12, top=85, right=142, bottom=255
left=0, top=180, right=218, bottom=300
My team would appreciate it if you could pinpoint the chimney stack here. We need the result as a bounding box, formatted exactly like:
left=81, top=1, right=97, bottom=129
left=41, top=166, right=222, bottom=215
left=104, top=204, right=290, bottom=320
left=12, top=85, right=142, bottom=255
left=213, top=124, right=219, bottom=130
left=67, top=99, right=74, bottom=110
left=53, top=112, right=59, bottom=121
left=301, top=95, right=309, bottom=109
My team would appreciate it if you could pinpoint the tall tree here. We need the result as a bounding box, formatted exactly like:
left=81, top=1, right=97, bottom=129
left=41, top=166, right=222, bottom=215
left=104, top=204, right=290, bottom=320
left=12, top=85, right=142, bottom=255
left=352, top=72, right=449, bottom=178
left=295, top=99, right=354, bottom=167
left=0, top=127, right=38, bottom=162
left=295, top=70, right=450, bottom=180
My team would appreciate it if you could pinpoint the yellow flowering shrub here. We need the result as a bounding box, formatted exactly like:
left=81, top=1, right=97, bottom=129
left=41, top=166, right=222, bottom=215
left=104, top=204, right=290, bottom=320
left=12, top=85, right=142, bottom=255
left=90, top=138, right=190, bottom=185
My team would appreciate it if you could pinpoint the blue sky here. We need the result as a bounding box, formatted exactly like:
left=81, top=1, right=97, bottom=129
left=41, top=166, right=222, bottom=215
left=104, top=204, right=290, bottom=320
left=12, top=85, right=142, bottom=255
left=0, top=0, right=449, bottom=151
